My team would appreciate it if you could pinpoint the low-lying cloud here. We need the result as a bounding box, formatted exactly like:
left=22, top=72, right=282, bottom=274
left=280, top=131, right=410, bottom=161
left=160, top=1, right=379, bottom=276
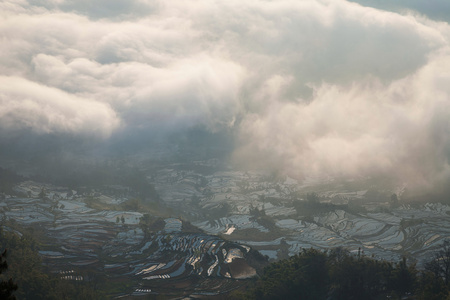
left=0, top=76, right=119, bottom=137
left=1, top=0, right=450, bottom=189
left=235, top=52, right=450, bottom=185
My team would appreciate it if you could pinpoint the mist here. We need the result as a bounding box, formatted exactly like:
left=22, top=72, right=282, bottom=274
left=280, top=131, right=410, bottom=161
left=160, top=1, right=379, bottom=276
left=2, top=0, right=450, bottom=195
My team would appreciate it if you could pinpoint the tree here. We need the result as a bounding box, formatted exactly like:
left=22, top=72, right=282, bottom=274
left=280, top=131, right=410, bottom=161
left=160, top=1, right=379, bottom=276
left=426, top=240, right=450, bottom=285
left=252, top=248, right=329, bottom=300
left=0, top=249, right=18, bottom=300
left=0, top=224, right=101, bottom=299
left=242, top=246, right=450, bottom=300
left=121, top=198, right=140, bottom=211
left=390, top=257, right=417, bottom=296
left=417, top=271, right=448, bottom=300
left=390, top=193, right=399, bottom=208
left=38, top=188, right=46, bottom=200
left=306, top=192, right=319, bottom=204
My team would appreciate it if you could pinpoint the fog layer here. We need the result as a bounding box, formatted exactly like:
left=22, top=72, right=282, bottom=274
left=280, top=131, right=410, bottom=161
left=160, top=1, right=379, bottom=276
left=1, top=0, right=450, bottom=189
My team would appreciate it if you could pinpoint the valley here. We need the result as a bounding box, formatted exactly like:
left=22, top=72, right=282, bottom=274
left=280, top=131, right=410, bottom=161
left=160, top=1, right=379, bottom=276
left=1, top=161, right=449, bottom=297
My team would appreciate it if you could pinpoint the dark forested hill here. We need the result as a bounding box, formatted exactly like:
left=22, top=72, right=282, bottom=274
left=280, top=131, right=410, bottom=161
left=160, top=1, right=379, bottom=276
left=234, top=246, right=450, bottom=300
left=0, top=225, right=101, bottom=300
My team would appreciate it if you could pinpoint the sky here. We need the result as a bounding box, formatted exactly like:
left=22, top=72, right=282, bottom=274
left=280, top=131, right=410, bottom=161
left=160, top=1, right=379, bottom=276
left=1, top=0, right=450, bottom=190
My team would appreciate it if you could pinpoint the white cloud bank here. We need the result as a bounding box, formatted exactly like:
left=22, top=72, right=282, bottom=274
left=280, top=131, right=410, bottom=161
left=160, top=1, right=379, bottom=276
left=0, top=76, right=120, bottom=137
left=1, top=0, right=450, bottom=186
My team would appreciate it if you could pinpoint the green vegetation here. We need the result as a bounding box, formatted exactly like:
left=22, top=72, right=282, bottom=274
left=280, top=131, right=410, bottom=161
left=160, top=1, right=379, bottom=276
left=0, top=249, right=17, bottom=299
left=0, top=225, right=102, bottom=300
left=249, top=206, right=277, bottom=232
left=139, top=214, right=165, bottom=233
left=293, top=193, right=346, bottom=219
left=84, top=195, right=170, bottom=218
left=236, top=245, right=450, bottom=300
left=205, top=202, right=232, bottom=220
left=425, top=240, right=450, bottom=285
left=224, top=228, right=282, bottom=244
left=181, top=220, right=204, bottom=233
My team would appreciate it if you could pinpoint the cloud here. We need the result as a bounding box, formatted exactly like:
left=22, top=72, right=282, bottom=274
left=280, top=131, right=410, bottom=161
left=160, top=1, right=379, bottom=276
left=1, top=0, right=450, bottom=188
left=0, top=76, right=120, bottom=137
left=1, top=3, right=244, bottom=133
left=30, top=54, right=244, bottom=131
left=234, top=48, right=450, bottom=188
